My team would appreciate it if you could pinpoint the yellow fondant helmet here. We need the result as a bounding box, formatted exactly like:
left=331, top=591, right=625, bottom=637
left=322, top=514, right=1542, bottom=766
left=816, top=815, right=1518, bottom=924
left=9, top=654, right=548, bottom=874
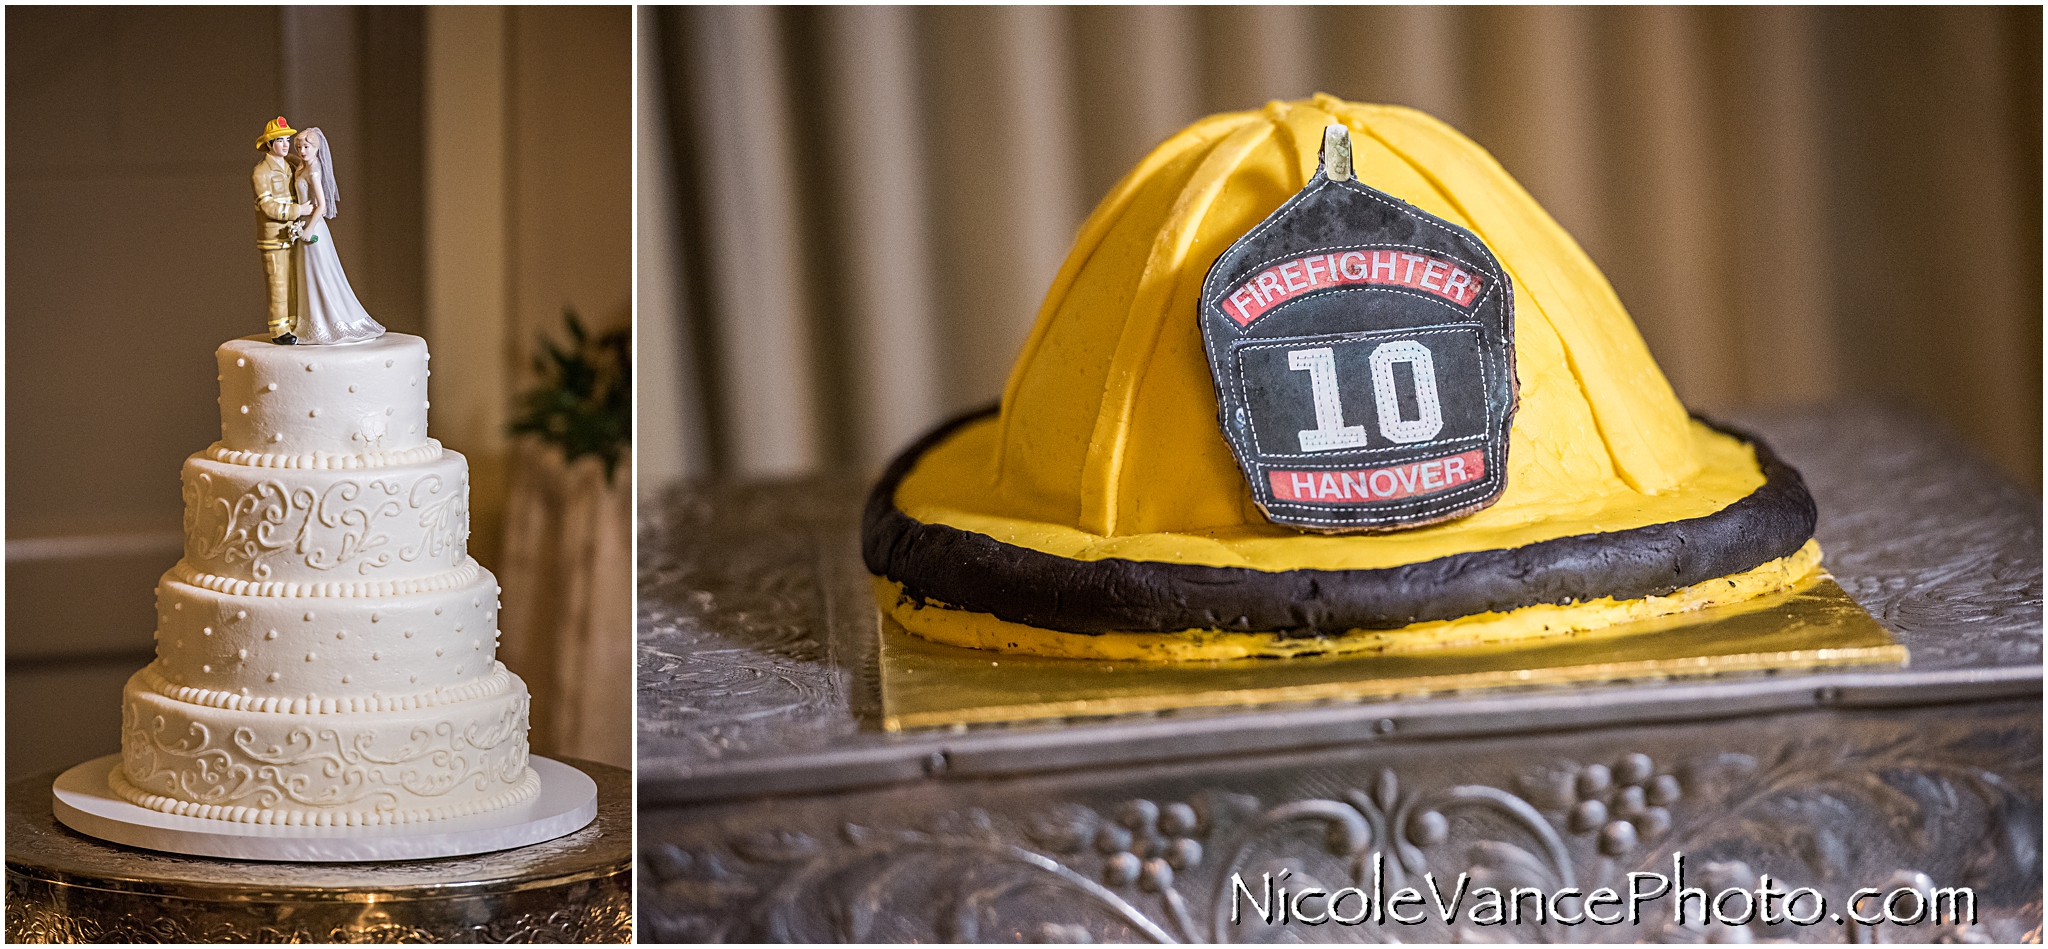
left=256, top=116, right=296, bottom=150
left=866, top=94, right=1817, bottom=660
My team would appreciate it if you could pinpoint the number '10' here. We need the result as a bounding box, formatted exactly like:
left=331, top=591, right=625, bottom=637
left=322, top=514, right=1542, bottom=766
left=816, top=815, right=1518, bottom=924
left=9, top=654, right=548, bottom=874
left=1287, top=341, right=1443, bottom=452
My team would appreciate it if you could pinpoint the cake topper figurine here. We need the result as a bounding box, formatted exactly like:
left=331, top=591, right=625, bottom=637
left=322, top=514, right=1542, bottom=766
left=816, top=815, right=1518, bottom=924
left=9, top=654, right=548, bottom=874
left=250, top=116, right=386, bottom=346
left=286, top=126, right=386, bottom=344
left=253, top=116, right=308, bottom=344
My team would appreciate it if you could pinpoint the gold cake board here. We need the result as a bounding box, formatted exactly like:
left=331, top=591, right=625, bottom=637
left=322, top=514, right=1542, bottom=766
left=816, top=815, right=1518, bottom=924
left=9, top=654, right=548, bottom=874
left=879, top=573, right=1906, bottom=732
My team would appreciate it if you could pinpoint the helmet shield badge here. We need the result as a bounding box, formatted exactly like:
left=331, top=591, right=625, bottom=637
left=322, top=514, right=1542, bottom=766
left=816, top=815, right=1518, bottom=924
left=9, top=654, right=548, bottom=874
left=1199, top=125, right=1519, bottom=533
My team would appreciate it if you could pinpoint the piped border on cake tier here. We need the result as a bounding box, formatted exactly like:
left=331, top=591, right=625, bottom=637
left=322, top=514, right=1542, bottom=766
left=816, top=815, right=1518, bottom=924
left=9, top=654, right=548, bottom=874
left=171, top=559, right=484, bottom=598
left=862, top=407, right=1819, bottom=637
left=205, top=439, right=444, bottom=469
left=108, top=763, right=540, bottom=826
left=139, top=660, right=513, bottom=714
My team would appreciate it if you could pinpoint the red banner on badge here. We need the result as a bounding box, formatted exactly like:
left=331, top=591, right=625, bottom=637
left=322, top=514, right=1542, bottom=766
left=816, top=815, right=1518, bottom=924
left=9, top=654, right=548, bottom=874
left=1267, top=449, right=1487, bottom=504
left=1222, top=249, right=1485, bottom=327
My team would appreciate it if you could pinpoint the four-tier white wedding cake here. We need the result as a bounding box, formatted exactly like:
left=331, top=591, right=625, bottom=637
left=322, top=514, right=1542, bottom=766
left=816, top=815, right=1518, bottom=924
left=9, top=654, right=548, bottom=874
left=114, top=333, right=539, bottom=826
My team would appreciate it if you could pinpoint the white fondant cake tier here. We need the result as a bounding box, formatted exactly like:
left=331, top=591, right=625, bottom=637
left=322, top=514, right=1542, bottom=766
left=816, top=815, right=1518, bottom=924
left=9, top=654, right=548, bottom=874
left=216, top=334, right=431, bottom=456
left=152, top=560, right=502, bottom=703
left=179, top=450, right=469, bottom=584
left=118, top=669, right=536, bottom=826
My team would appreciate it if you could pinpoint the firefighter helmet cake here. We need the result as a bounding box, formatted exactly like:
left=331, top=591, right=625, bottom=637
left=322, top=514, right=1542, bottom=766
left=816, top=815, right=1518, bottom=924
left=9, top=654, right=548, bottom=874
left=863, top=94, right=1819, bottom=662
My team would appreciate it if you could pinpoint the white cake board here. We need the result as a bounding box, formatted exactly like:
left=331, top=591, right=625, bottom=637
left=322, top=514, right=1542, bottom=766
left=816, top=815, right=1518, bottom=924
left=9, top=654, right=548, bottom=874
left=52, top=754, right=597, bottom=862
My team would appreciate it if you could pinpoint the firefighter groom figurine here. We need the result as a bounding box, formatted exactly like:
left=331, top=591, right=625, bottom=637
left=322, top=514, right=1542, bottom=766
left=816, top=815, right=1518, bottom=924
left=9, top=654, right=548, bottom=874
left=253, top=116, right=312, bottom=345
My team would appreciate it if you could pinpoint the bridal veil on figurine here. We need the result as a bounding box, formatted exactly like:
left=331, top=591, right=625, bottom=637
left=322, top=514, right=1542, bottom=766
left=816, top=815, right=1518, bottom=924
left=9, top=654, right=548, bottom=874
left=250, top=116, right=384, bottom=346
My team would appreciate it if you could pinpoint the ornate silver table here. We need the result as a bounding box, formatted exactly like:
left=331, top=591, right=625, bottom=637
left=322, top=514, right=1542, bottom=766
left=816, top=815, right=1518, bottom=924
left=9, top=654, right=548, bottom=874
left=638, top=405, right=2041, bottom=943
left=6, top=758, right=631, bottom=943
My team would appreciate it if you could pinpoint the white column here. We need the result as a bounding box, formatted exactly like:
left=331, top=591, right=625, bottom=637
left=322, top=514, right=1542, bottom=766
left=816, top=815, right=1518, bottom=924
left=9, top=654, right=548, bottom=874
left=1610, top=6, right=1735, bottom=410
left=1731, top=7, right=1837, bottom=404
left=281, top=6, right=364, bottom=292
left=1087, top=7, right=1199, bottom=173
left=819, top=6, right=943, bottom=471
left=422, top=6, right=510, bottom=460
left=1369, top=6, right=1467, bottom=128
left=1207, top=6, right=1313, bottom=110
left=635, top=7, right=705, bottom=488
left=683, top=6, right=822, bottom=477
left=1479, top=7, right=1605, bottom=258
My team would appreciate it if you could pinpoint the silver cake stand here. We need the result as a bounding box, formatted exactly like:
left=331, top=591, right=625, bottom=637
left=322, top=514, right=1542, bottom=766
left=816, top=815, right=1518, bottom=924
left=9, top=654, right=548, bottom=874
left=5, top=757, right=631, bottom=943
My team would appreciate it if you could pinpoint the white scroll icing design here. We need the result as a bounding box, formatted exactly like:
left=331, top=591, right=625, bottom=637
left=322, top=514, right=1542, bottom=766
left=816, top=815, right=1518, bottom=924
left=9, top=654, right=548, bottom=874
left=118, top=677, right=533, bottom=825
left=184, top=469, right=466, bottom=579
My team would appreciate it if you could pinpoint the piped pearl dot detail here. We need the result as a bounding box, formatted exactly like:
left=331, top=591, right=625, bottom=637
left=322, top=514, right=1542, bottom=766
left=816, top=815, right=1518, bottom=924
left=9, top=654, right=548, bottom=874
left=435, top=648, right=444, bottom=657
left=371, top=613, right=380, bottom=622
left=434, top=608, right=442, bottom=616
left=305, top=364, right=315, bottom=372
left=203, top=627, right=213, bottom=636
left=423, top=401, right=430, bottom=409
left=404, top=630, right=414, bottom=638
left=238, top=649, right=248, bottom=660
left=304, top=612, right=315, bottom=621
left=272, top=433, right=284, bottom=442
left=236, top=611, right=247, bottom=620
left=266, top=629, right=279, bottom=640
left=236, top=357, right=247, bottom=367
left=202, top=665, right=212, bottom=673
left=267, top=383, right=278, bottom=392
left=410, top=674, right=418, bottom=683
left=408, top=425, right=417, bottom=434
left=454, top=624, right=463, bottom=632
left=386, top=360, right=395, bottom=368
left=305, top=652, right=317, bottom=661
left=341, top=675, right=351, bottom=684
left=336, top=631, right=347, bottom=640
left=372, top=652, right=380, bottom=660
left=309, top=408, right=319, bottom=417
left=173, top=603, right=183, bottom=611
left=240, top=405, right=250, bottom=414
left=268, top=672, right=280, bottom=682
left=348, top=385, right=358, bottom=393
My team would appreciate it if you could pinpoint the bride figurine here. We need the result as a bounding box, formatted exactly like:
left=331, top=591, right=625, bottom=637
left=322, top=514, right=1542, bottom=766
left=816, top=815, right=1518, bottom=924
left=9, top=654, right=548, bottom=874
left=288, top=127, right=385, bottom=345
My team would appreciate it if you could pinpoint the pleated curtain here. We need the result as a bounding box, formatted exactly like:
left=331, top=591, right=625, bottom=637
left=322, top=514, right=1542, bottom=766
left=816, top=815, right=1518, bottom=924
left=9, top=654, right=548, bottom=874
left=637, top=6, right=2040, bottom=491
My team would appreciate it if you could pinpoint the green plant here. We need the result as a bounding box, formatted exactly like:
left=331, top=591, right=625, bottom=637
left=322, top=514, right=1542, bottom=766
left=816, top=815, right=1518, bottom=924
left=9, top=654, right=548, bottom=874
left=510, top=310, right=631, bottom=482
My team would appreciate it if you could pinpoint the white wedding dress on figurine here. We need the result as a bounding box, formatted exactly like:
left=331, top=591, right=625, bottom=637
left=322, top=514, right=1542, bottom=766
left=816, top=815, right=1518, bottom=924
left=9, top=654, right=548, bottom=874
left=289, top=131, right=385, bottom=345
